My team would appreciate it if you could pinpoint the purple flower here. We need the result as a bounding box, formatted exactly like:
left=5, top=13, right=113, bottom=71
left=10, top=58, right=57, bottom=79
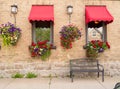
left=16, top=28, right=21, bottom=32
left=62, top=34, right=67, bottom=38
left=34, top=48, right=39, bottom=52
left=7, top=22, right=14, bottom=27
left=5, top=24, right=8, bottom=27
left=99, top=48, right=104, bottom=53
left=8, top=27, right=15, bottom=33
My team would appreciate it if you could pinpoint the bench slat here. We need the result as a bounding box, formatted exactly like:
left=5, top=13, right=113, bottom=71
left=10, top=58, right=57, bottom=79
left=72, top=69, right=103, bottom=72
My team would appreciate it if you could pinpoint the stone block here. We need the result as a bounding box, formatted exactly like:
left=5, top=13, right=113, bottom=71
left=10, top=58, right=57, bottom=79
left=15, top=64, right=23, bottom=69
left=0, top=66, right=5, bottom=70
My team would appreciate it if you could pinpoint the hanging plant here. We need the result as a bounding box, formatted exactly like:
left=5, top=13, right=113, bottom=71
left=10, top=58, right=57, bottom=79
left=0, top=22, right=21, bottom=46
left=29, top=40, right=53, bottom=60
left=59, top=24, right=81, bottom=49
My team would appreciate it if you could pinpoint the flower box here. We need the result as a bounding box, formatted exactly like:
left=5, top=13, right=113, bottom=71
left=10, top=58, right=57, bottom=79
left=29, top=40, right=53, bottom=60
left=85, top=40, right=110, bottom=59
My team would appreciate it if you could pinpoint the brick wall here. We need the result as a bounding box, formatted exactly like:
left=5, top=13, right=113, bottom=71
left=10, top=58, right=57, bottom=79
left=0, top=0, right=120, bottom=77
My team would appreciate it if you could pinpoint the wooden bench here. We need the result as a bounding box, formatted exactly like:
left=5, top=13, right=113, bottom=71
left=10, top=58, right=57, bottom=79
left=70, top=58, right=104, bottom=82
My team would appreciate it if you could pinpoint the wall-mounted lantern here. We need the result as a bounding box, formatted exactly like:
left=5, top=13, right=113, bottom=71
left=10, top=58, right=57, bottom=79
left=11, top=4, right=18, bottom=25
left=67, top=5, right=73, bottom=24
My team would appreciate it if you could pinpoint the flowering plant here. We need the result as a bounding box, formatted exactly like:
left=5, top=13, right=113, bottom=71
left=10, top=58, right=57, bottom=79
left=86, top=40, right=110, bottom=58
left=0, top=22, right=21, bottom=46
left=60, top=24, right=81, bottom=49
left=29, top=40, right=53, bottom=60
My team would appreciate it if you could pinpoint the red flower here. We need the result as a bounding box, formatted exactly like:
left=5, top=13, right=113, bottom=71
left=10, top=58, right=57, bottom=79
left=31, top=52, right=36, bottom=57
left=42, top=45, right=47, bottom=48
left=91, top=40, right=95, bottom=44
left=31, top=42, right=36, bottom=46
left=106, top=42, right=110, bottom=49
left=60, top=37, right=63, bottom=40
left=70, top=43, right=72, bottom=48
left=98, top=42, right=103, bottom=47
left=37, top=40, right=48, bottom=45
left=93, top=45, right=96, bottom=48
left=97, top=40, right=100, bottom=42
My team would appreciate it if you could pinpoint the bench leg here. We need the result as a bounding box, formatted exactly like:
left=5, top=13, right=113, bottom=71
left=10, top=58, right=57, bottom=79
left=70, top=71, right=72, bottom=78
left=71, top=76, right=73, bottom=82
left=102, top=71, right=104, bottom=82
left=70, top=71, right=73, bottom=82
left=98, top=72, right=99, bottom=78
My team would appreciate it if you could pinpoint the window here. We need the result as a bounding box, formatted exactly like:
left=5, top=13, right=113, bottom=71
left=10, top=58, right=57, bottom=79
left=28, top=5, right=54, bottom=45
left=32, top=21, right=53, bottom=44
left=86, top=21, right=107, bottom=44
left=85, top=6, right=114, bottom=45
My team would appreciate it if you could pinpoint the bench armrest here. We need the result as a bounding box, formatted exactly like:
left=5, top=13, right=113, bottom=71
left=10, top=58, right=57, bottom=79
left=98, top=64, right=104, bottom=71
left=70, top=60, right=72, bottom=71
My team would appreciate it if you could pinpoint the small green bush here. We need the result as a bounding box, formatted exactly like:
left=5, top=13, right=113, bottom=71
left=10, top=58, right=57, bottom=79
left=26, top=72, right=37, bottom=78
left=12, top=73, right=24, bottom=78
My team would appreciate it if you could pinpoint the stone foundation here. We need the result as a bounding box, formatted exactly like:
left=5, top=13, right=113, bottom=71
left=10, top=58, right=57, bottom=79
left=0, top=61, right=69, bottom=78
left=0, top=61, right=120, bottom=78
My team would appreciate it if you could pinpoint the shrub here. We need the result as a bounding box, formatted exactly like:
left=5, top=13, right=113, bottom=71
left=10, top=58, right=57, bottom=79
left=25, top=72, right=37, bottom=78
left=12, top=73, right=24, bottom=78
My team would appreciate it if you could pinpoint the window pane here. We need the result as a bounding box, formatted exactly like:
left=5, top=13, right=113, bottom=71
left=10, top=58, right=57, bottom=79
left=35, top=28, right=50, bottom=42
left=88, top=27, right=103, bottom=41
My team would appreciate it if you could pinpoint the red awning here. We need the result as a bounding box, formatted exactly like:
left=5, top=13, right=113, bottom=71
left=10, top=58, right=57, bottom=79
left=28, top=5, right=54, bottom=22
left=85, top=6, right=114, bottom=24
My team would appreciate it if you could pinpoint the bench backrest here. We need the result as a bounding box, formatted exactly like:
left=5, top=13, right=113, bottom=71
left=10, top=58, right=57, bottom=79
left=70, top=58, right=99, bottom=70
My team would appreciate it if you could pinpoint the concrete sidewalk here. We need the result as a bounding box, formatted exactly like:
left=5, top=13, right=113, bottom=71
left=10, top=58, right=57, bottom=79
left=0, top=76, right=119, bottom=89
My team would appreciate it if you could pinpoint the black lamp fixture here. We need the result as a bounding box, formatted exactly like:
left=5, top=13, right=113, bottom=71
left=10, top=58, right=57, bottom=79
left=67, top=5, right=73, bottom=24
left=11, top=4, right=18, bottom=25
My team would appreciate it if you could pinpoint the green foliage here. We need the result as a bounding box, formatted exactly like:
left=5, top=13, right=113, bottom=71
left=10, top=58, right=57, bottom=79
left=35, top=28, right=50, bottom=42
left=2, top=35, right=11, bottom=46
left=12, top=73, right=24, bottom=78
left=26, top=72, right=37, bottom=78
left=86, top=48, right=98, bottom=59
left=41, top=49, right=51, bottom=61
